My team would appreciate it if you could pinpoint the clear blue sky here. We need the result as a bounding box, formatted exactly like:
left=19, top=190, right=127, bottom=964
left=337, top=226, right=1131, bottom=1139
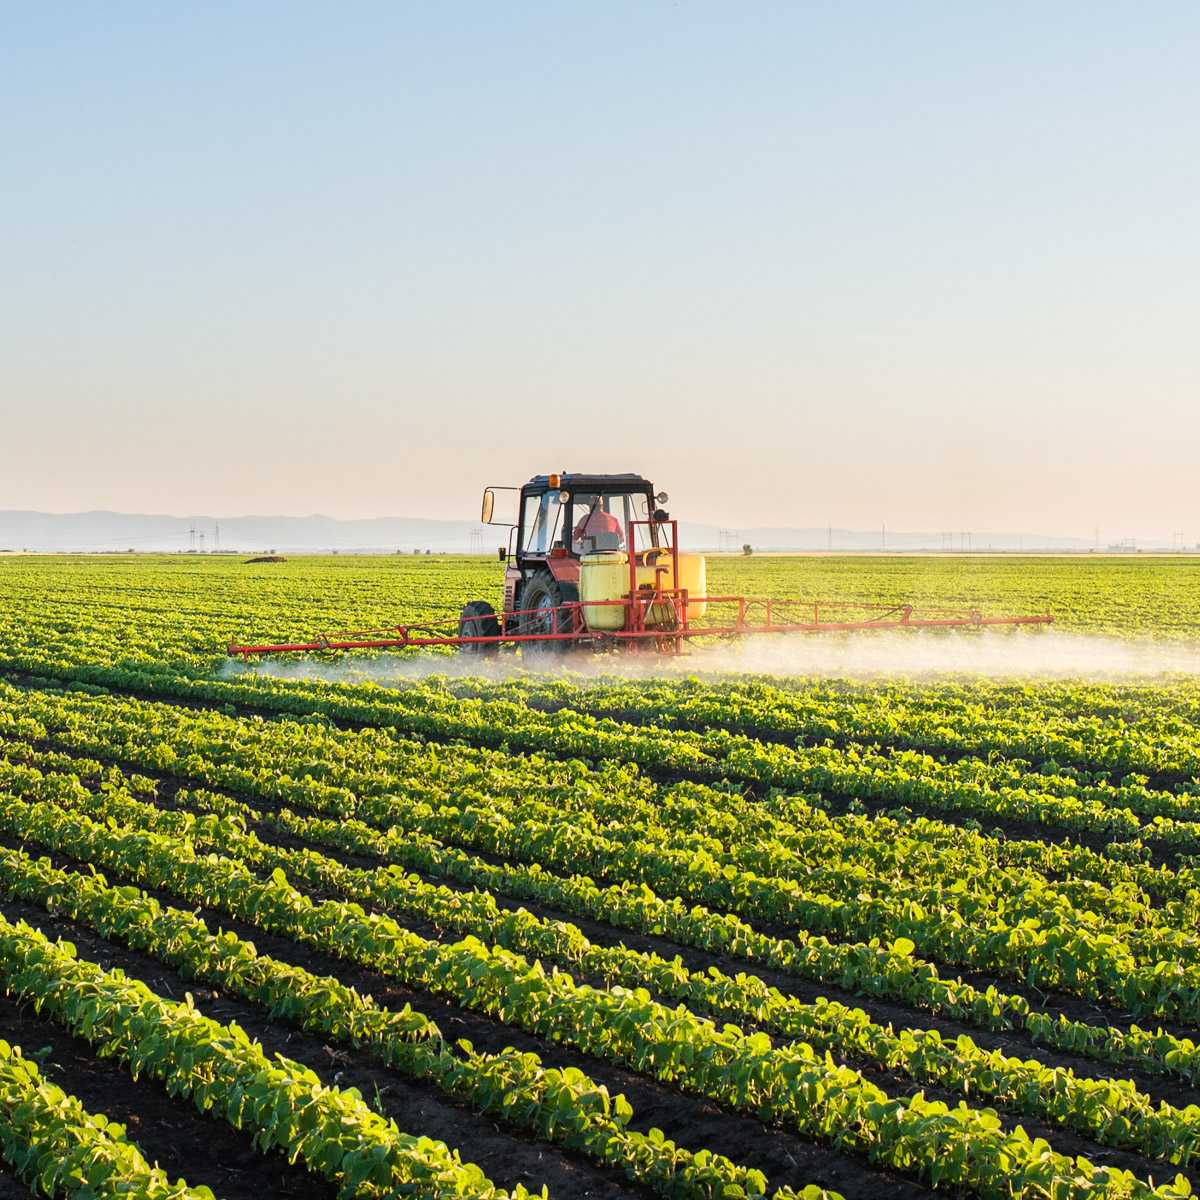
left=3, top=3, right=1197, bottom=538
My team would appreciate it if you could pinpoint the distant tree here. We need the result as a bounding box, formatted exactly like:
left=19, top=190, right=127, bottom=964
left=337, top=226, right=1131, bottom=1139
left=742, top=543, right=753, bottom=556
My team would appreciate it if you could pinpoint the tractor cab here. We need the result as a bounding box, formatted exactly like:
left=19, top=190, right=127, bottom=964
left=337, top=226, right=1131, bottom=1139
left=475, top=472, right=669, bottom=651
left=514, top=473, right=661, bottom=558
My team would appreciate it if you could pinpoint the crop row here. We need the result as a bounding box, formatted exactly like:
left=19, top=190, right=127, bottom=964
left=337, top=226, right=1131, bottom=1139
left=166, top=780, right=1200, bottom=1167
left=432, top=674, right=1200, bottom=783
left=25, top=662, right=1200, bottom=851
left=2, top=786, right=1189, bottom=1200
left=0, top=1035, right=213, bottom=1200
left=4, top=730, right=1197, bottom=1094
left=0, top=555, right=488, bottom=675
left=0, top=912, right=529, bottom=1199
left=5, top=681, right=1197, bottom=967
left=196, top=786, right=1200, bottom=1085
left=4, top=708, right=1200, bottom=1090
left=33, top=760, right=1195, bottom=1171
left=7, top=699, right=1195, bottom=1021
left=0, top=842, right=819, bottom=1200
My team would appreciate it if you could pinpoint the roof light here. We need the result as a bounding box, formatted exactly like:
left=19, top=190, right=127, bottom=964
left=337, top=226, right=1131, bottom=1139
left=548, top=473, right=560, bottom=489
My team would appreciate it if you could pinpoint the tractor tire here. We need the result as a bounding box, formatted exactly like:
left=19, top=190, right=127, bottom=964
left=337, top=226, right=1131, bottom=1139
left=519, top=572, right=578, bottom=663
left=458, top=600, right=501, bottom=657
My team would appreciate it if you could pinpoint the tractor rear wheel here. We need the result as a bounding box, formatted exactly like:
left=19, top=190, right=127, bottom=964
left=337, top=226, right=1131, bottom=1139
left=458, top=600, right=501, bottom=656
left=519, top=571, right=577, bottom=662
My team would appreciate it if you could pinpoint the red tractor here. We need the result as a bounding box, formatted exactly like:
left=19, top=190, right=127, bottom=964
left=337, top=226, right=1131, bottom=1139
left=463, top=472, right=684, bottom=659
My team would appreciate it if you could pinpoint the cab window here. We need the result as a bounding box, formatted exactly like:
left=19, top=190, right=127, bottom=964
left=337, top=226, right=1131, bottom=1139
left=570, top=492, right=653, bottom=554
left=521, top=491, right=564, bottom=554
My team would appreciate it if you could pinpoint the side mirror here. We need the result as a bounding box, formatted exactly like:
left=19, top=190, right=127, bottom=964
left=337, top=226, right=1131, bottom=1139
left=497, top=546, right=507, bottom=562
left=481, top=489, right=495, bottom=524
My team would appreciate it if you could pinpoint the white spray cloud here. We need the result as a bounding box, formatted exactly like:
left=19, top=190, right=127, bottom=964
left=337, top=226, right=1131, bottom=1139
left=220, top=628, right=1200, bottom=686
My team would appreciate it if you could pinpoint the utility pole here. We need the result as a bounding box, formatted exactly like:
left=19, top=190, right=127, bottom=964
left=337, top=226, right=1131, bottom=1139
left=881, top=522, right=886, bottom=552
left=214, top=522, right=221, bottom=553
left=827, top=524, right=832, bottom=552
left=188, top=526, right=196, bottom=552
left=197, top=531, right=205, bottom=552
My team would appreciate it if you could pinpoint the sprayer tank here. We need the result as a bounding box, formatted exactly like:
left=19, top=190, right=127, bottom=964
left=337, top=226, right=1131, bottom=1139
left=637, top=551, right=707, bottom=620
left=580, top=549, right=708, bottom=630
left=579, top=551, right=629, bottom=630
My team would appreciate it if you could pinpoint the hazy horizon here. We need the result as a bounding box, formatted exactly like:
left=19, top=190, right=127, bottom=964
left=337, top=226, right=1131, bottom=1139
left=4, top=5, right=1197, bottom=540
left=0, top=507, right=1178, bottom=555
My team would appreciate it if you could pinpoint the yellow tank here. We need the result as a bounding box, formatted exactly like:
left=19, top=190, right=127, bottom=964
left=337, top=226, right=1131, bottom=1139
left=579, top=551, right=630, bottom=630
left=635, top=550, right=707, bottom=620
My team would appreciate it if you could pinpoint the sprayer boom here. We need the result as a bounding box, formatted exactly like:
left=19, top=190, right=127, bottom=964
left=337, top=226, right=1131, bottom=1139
left=228, top=480, right=1053, bottom=661
left=229, top=596, right=1052, bottom=658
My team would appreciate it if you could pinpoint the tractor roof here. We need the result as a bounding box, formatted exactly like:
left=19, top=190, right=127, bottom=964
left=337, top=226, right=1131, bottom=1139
left=524, top=473, right=651, bottom=493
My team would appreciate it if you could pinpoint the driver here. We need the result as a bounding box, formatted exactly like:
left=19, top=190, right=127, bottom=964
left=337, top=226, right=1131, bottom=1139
left=573, top=496, right=623, bottom=550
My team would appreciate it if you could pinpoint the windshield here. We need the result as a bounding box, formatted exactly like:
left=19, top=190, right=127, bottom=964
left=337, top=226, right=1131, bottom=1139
left=570, top=491, right=652, bottom=554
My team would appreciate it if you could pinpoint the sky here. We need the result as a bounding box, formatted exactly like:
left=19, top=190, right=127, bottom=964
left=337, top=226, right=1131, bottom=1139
left=2, top=3, right=1198, bottom=539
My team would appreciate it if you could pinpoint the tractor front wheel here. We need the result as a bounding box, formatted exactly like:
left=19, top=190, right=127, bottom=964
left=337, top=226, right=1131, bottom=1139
left=519, top=572, right=577, bottom=662
left=458, top=600, right=501, bottom=656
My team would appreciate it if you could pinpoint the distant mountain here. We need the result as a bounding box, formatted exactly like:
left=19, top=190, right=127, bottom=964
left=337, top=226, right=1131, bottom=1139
left=0, top=510, right=1143, bottom=553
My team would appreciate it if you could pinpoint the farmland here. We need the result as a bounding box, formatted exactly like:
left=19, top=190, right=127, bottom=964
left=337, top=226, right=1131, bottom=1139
left=2, top=553, right=1200, bottom=1199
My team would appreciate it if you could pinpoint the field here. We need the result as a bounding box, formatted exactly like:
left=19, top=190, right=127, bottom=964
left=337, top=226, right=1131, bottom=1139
left=2, top=553, right=1200, bottom=1199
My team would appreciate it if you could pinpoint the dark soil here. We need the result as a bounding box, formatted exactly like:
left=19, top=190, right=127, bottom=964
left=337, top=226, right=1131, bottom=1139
left=0, top=1166, right=29, bottom=1199
left=217, top=816, right=1200, bottom=1187
left=0, top=991, right=334, bottom=1200
left=0, top=896, right=639, bottom=1200
left=0, top=860, right=936, bottom=1200
left=113, top=875, right=1200, bottom=1196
